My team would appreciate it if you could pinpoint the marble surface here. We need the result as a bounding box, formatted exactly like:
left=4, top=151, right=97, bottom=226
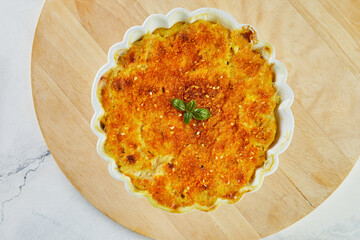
left=0, top=0, right=359, bottom=239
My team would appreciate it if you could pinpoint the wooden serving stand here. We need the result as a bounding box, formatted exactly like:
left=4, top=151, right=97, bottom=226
left=32, top=0, right=359, bottom=239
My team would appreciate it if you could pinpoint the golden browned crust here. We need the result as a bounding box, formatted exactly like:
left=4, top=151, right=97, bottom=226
left=98, top=20, right=277, bottom=212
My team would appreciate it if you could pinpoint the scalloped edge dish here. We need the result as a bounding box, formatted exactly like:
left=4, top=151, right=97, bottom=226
left=91, top=7, right=294, bottom=213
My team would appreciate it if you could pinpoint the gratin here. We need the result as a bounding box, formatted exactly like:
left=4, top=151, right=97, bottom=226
left=97, top=20, right=278, bottom=212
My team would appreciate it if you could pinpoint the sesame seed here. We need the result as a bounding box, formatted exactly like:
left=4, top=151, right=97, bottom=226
left=227, top=181, right=230, bottom=184
left=170, top=131, right=174, bottom=134
left=215, top=156, right=218, bottom=159
left=206, top=173, right=209, bottom=175
left=195, top=86, right=199, bottom=89
left=172, top=168, right=175, bottom=171
left=220, top=76, right=223, bottom=79
left=230, top=123, right=234, bottom=126
left=160, top=115, right=163, bottom=118
left=154, top=104, right=157, bottom=107
left=217, top=86, right=220, bottom=89
left=201, top=144, right=205, bottom=147
left=204, top=184, right=207, bottom=187
left=205, top=95, right=210, bottom=98
left=179, top=114, right=182, bottom=117
left=194, top=61, right=197, bottom=63
left=197, top=131, right=200, bottom=135
left=212, top=87, right=216, bottom=90
left=210, top=169, right=213, bottom=172
left=193, top=123, right=196, bottom=126
left=220, top=156, right=224, bottom=159
left=170, top=126, right=174, bottom=130
left=121, top=133, right=125, bottom=136
left=187, top=186, right=190, bottom=190
left=134, top=76, right=137, bottom=80
left=149, top=92, right=152, bottom=95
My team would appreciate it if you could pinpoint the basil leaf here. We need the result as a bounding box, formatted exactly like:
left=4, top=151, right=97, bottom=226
left=171, top=99, right=186, bottom=111
left=183, top=111, right=193, bottom=124
left=186, top=100, right=196, bottom=112
left=171, top=99, right=212, bottom=124
left=192, top=108, right=211, bottom=120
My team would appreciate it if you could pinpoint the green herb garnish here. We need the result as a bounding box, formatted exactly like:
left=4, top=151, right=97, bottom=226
left=192, top=108, right=211, bottom=120
left=171, top=99, right=186, bottom=111
left=183, top=111, right=193, bottom=124
left=171, top=99, right=211, bottom=124
left=186, top=100, right=196, bottom=112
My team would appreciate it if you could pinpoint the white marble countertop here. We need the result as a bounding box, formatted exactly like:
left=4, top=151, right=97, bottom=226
left=0, top=0, right=359, bottom=239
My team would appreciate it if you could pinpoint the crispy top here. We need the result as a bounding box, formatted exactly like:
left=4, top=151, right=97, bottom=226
left=98, top=20, right=277, bottom=212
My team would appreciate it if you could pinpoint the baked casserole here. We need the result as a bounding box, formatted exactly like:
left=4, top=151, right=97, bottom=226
left=96, top=20, right=278, bottom=212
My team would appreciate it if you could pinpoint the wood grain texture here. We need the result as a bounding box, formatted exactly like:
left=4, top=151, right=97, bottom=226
left=31, top=0, right=360, bottom=239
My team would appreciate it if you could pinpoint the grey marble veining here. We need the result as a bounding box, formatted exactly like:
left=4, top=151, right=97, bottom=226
left=0, top=0, right=359, bottom=239
left=0, top=147, right=50, bottom=180
left=0, top=147, right=50, bottom=225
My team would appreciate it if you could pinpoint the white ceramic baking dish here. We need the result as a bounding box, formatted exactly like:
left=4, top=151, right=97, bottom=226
left=91, top=7, right=294, bottom=212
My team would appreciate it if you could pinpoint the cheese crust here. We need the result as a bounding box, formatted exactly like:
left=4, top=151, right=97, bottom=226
left=98, top=20, right=278, bottom=212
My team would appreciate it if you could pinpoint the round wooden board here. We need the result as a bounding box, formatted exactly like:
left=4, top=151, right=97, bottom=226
left=32, top=0, right=360, bottom=239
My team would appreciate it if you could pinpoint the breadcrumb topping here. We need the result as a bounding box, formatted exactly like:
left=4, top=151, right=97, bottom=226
left=98, top=20, right=277, bottom=212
